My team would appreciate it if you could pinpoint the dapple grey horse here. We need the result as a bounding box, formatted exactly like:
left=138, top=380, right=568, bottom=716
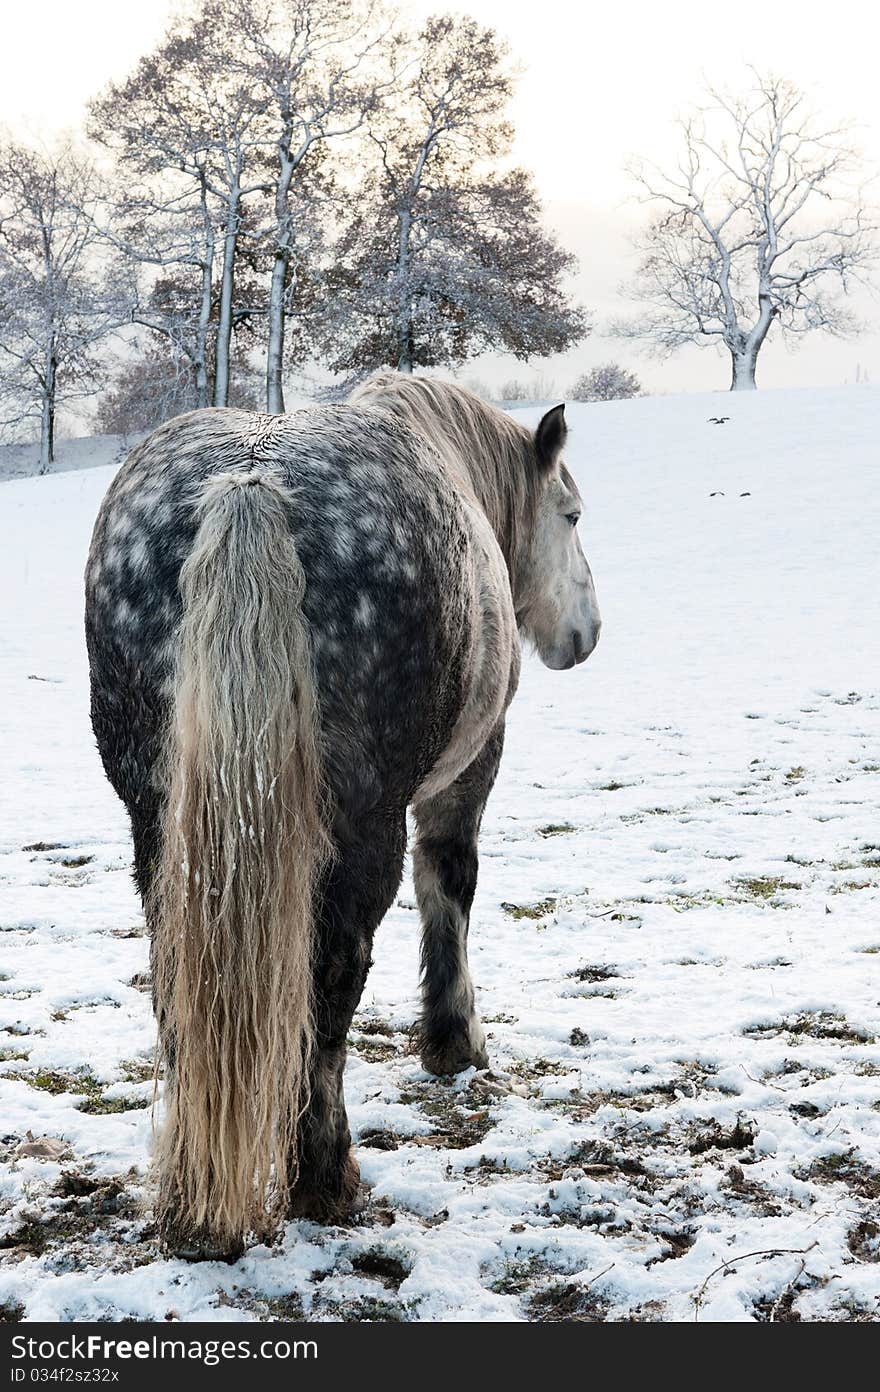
left=85, top=372, right=600, bottom=1259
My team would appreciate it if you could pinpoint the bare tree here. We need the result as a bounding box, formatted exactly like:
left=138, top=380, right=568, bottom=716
left=0, top=138, right=125, bottom=470
left=97, top=180, right=219, bottom=409
left=325, top=14, right=587, bottom=376
left=90, top=3, right=271, bottom=408
left=570, top=362, right=642, bottom=402
left=227, top=0, right=389, bottom=412
left=616, top=73, right=877, bottom=390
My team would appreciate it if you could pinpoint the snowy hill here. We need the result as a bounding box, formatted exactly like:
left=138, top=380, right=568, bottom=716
left=1, top=387, right=879, bottom=1322
left=0, top=433, right=131, bottom=484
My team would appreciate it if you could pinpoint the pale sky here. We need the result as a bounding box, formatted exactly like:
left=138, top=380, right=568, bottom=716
left=3, top=0, right=878, bottom=394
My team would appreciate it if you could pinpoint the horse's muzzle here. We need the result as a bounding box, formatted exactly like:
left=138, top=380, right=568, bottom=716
left=542, top=621, right=601, bottom=670
left=572, top=620, right=601, bottom=665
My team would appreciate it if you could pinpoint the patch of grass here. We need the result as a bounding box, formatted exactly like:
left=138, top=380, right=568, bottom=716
left=543, top=1140, right=648, bottom=1182
left=745, top=1012, right=874, bottom=1045
left=538, top=823, right=576, bottom=838
left=77, top=1094, right=150, bottom=1115
left=722, top=1165, right=785, bottom=1217
left=263, top=1294, right=304, bottom=1321
left=799, top=1150, right=880, bottom=1199
left=60, top=855, right=93, bottom=869
left=598, top=780, right=628, bottom=792
left=688, top=1116, right=756, bottom=1155
left=665, top=891, right=729, bottom=912
left=9, top=1067, right=150, bottom=1115
left=350, top=1248, right=411, bottom=1288
left=354, top=1018, right=395, bottom=1037
left=397, top=1082, right=495, bottom=1150
left=0, top=1178, right=140, bottom=1256
left=325, top=1296, right=409, bottom=1322
left=734, top=875, right=800, bottom=901
left=570, top=964, right=618, bottom=984
left=54, top=1174, right=130, bottom=1216
left=509, top=1057, right=564, bottom=1081
left=847, top=1219, right=880, bottom=1263
left=528, top=1281, right=608, bottom=1323
left=785, top=766, right=806, bottom=782
left=0, top=1223, right=52, bottom=1255
left=22, top=841, right=65, bottom=852
left=358, top=1129, right=404, bottom=1152
left=501, top=897, right=556, bottom=921
left=0, top=1047, right=29, bottom=1063
left=487, top=1255, right=549, bottom=1296
left=27, top=1069, right=100, bottom=1096
left=350, top=1036, right=398, bottom=1062
left=753, top=1287, right=803, bottom=1322
left=647, top=1229, right=697, bottom=1266
left=119, top=1059, right=154, bottom=1084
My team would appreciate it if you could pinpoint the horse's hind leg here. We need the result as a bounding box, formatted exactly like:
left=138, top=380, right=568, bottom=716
left=288, top=814, right=406, bottom=1223
left=414, top=723, right=504, bottom=1076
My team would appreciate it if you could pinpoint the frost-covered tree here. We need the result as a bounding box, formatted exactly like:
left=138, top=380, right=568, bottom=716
left=325, top=14, right=587, bottom=375
left=225, top=0, right=389, bottom=412
left=94, top=349, right=201, bottom=436
left=90, top=2, right=271, bottom=408
left=95, top=344, right=262, bottom=435
left=616, top=73, right=877, bottom=390
left=98, top=184, right=219, bottom=410
left=570, top=362, right=642, bottom=402
left=0, top=139, right=125, bottom=470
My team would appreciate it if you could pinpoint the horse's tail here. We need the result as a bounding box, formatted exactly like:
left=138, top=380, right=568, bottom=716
left=151, top=468, right=330, bottom=1254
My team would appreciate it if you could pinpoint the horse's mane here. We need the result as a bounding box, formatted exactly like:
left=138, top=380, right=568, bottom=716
left=350, top=372, right=541, bottom=599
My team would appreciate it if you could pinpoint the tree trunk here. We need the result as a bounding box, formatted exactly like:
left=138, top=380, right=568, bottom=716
left=195, top=180, right=214, bottom=409
left=265, top=133, right=300, bottom=415
left=213, top=182, right=239, bottom=409
left=397, top=337, right=414, bottom=374
left=730, top=295, right=774, bottom=391
left=394, top=204, right=414, bottom=373
left=730, top=350, right=757, bottom=391
left=266, top=247, right=287, bottom=414
left=39, top=350, right=56, bottom=473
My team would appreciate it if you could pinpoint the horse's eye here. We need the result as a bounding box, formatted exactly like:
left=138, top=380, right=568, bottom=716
left=566, top=513, right=581, bottom=528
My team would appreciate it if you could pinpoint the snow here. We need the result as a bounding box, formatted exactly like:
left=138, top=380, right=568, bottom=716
left=1, top=385, right=879, bottom=1323
left=0, top=434, right=131, bottom=484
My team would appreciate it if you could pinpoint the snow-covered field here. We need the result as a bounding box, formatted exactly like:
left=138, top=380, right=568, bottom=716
left=0, top=434, right=129, bottom=484
left=1, top=386, right=879, bottom=1323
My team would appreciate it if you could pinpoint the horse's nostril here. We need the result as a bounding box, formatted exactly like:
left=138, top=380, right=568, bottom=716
left=573, top=624, right=598, bottom=664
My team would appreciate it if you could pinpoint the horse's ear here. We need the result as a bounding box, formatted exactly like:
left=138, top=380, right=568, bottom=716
left=534, top=403, right=567, bottom=473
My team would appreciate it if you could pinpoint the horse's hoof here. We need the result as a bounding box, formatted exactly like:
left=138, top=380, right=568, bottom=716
left=288, top=1149, right=361, bottom=1224
left=420, top=1036, right=489, bottom=1077
left=160, top=1222, right=244, bottom=1264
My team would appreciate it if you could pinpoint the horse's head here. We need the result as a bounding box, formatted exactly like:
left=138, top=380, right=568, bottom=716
left=517, top=404, right=601, bottom=671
